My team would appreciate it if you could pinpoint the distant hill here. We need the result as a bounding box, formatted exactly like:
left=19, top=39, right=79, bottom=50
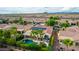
left=48, top=12, right=79, bottom=14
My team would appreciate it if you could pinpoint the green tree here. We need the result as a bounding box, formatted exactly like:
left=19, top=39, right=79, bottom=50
left=0, top=38, right=5, bottom=43
left=45, top=16, right=59, bottom=26
left=13, top=20, right=18, bottom=24
left=16, top=41, right=24, bottom=47
left=60, top=22, right=70, bottom=28
left=0, top=29, right=4, bottom=37
left=20, top=44, right=29, bottom=49
left=10, top=27, right=17, bottom=34
left=39, top=42, right=47, bottom=48
left=49, top=16, right=60, bottom=20
left=3, top=30, right=11, bottom=38
left=62, top=39, right=73, bottom=48
left=28, top=42, right=41, bottom=50
left=18, top=16, right=24, bottom=25
left=6, top=18, right=9, bottom=24
left=45, top=19, right=57, bottom=26
left=6, top=38, right=16, bottom=45
left=16, top=33, right=24, bottom=41
left=9, top=27, right=17, bottom=39
left=0, top=29, right=6, bottom=43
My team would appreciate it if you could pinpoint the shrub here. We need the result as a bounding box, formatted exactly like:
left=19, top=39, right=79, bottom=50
left=41, top=47, right=49, bottom=51
left=20, top=44, right=29, bottom=49
left=28, top=42, right=41, bottom=50
left=16, top=41, right=24, bottom=47
left=39, top=42, right=47, bottom=47
left=62, top=39, right=74, bottom=48
left=6, top=38, right=16, bottom=45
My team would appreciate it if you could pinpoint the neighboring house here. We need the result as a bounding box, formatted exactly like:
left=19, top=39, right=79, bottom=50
left=59, top=26, right=79, bottom=41
left=0, top=24, right=9, bottom=29
left=0, top=24, right=33, bottom=31
left=68, top=20, right=79, bottom=26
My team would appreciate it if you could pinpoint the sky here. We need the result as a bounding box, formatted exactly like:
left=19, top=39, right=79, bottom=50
left=0, top=7, right=79, bottom=14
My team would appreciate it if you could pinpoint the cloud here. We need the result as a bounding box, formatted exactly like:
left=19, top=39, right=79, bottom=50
left=61, top=7, right=79, bottom=11
left=61, top=7, right=71, bottom=10
left=60, top=7, right=79, bottom=12
left=0, top=7, right=79, bottom=14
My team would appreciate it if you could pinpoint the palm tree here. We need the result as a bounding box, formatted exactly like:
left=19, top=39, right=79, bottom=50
left=31, top=30, right=38, bottom=39
left=18, top=16, right=24, bottom=25
left=31, top=30, right=44, bottom=40
left=45, top=16, right=60, bottom=51
left=50, top=25, right=60, bottom=51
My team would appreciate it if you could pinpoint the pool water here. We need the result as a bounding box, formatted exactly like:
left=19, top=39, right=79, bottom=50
left=23, top=39, right=33, bottom=44
left=31, top=27, right=46, bottom=30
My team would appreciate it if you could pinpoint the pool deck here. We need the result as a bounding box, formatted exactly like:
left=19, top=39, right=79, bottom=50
left=33, top=40, right=49, bottom=46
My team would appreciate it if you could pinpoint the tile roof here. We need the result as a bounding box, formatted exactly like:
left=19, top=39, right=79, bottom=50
left=59, top=26, right=79, bottom=41
left=0, top=24, right=8, bottom=29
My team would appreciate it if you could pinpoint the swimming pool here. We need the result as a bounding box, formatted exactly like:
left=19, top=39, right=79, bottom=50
left=23, top=39, right=33, bottom=44
left=31, top=27, right=46, bottom=30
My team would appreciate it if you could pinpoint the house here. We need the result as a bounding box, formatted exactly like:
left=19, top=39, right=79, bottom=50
left=32, top=25, right=52, bottom=39
left=59, top=26, right=79, bottom=41
left=0, top=24, right=9, bottom=29
left=23, top=24, right=53, bottom=40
